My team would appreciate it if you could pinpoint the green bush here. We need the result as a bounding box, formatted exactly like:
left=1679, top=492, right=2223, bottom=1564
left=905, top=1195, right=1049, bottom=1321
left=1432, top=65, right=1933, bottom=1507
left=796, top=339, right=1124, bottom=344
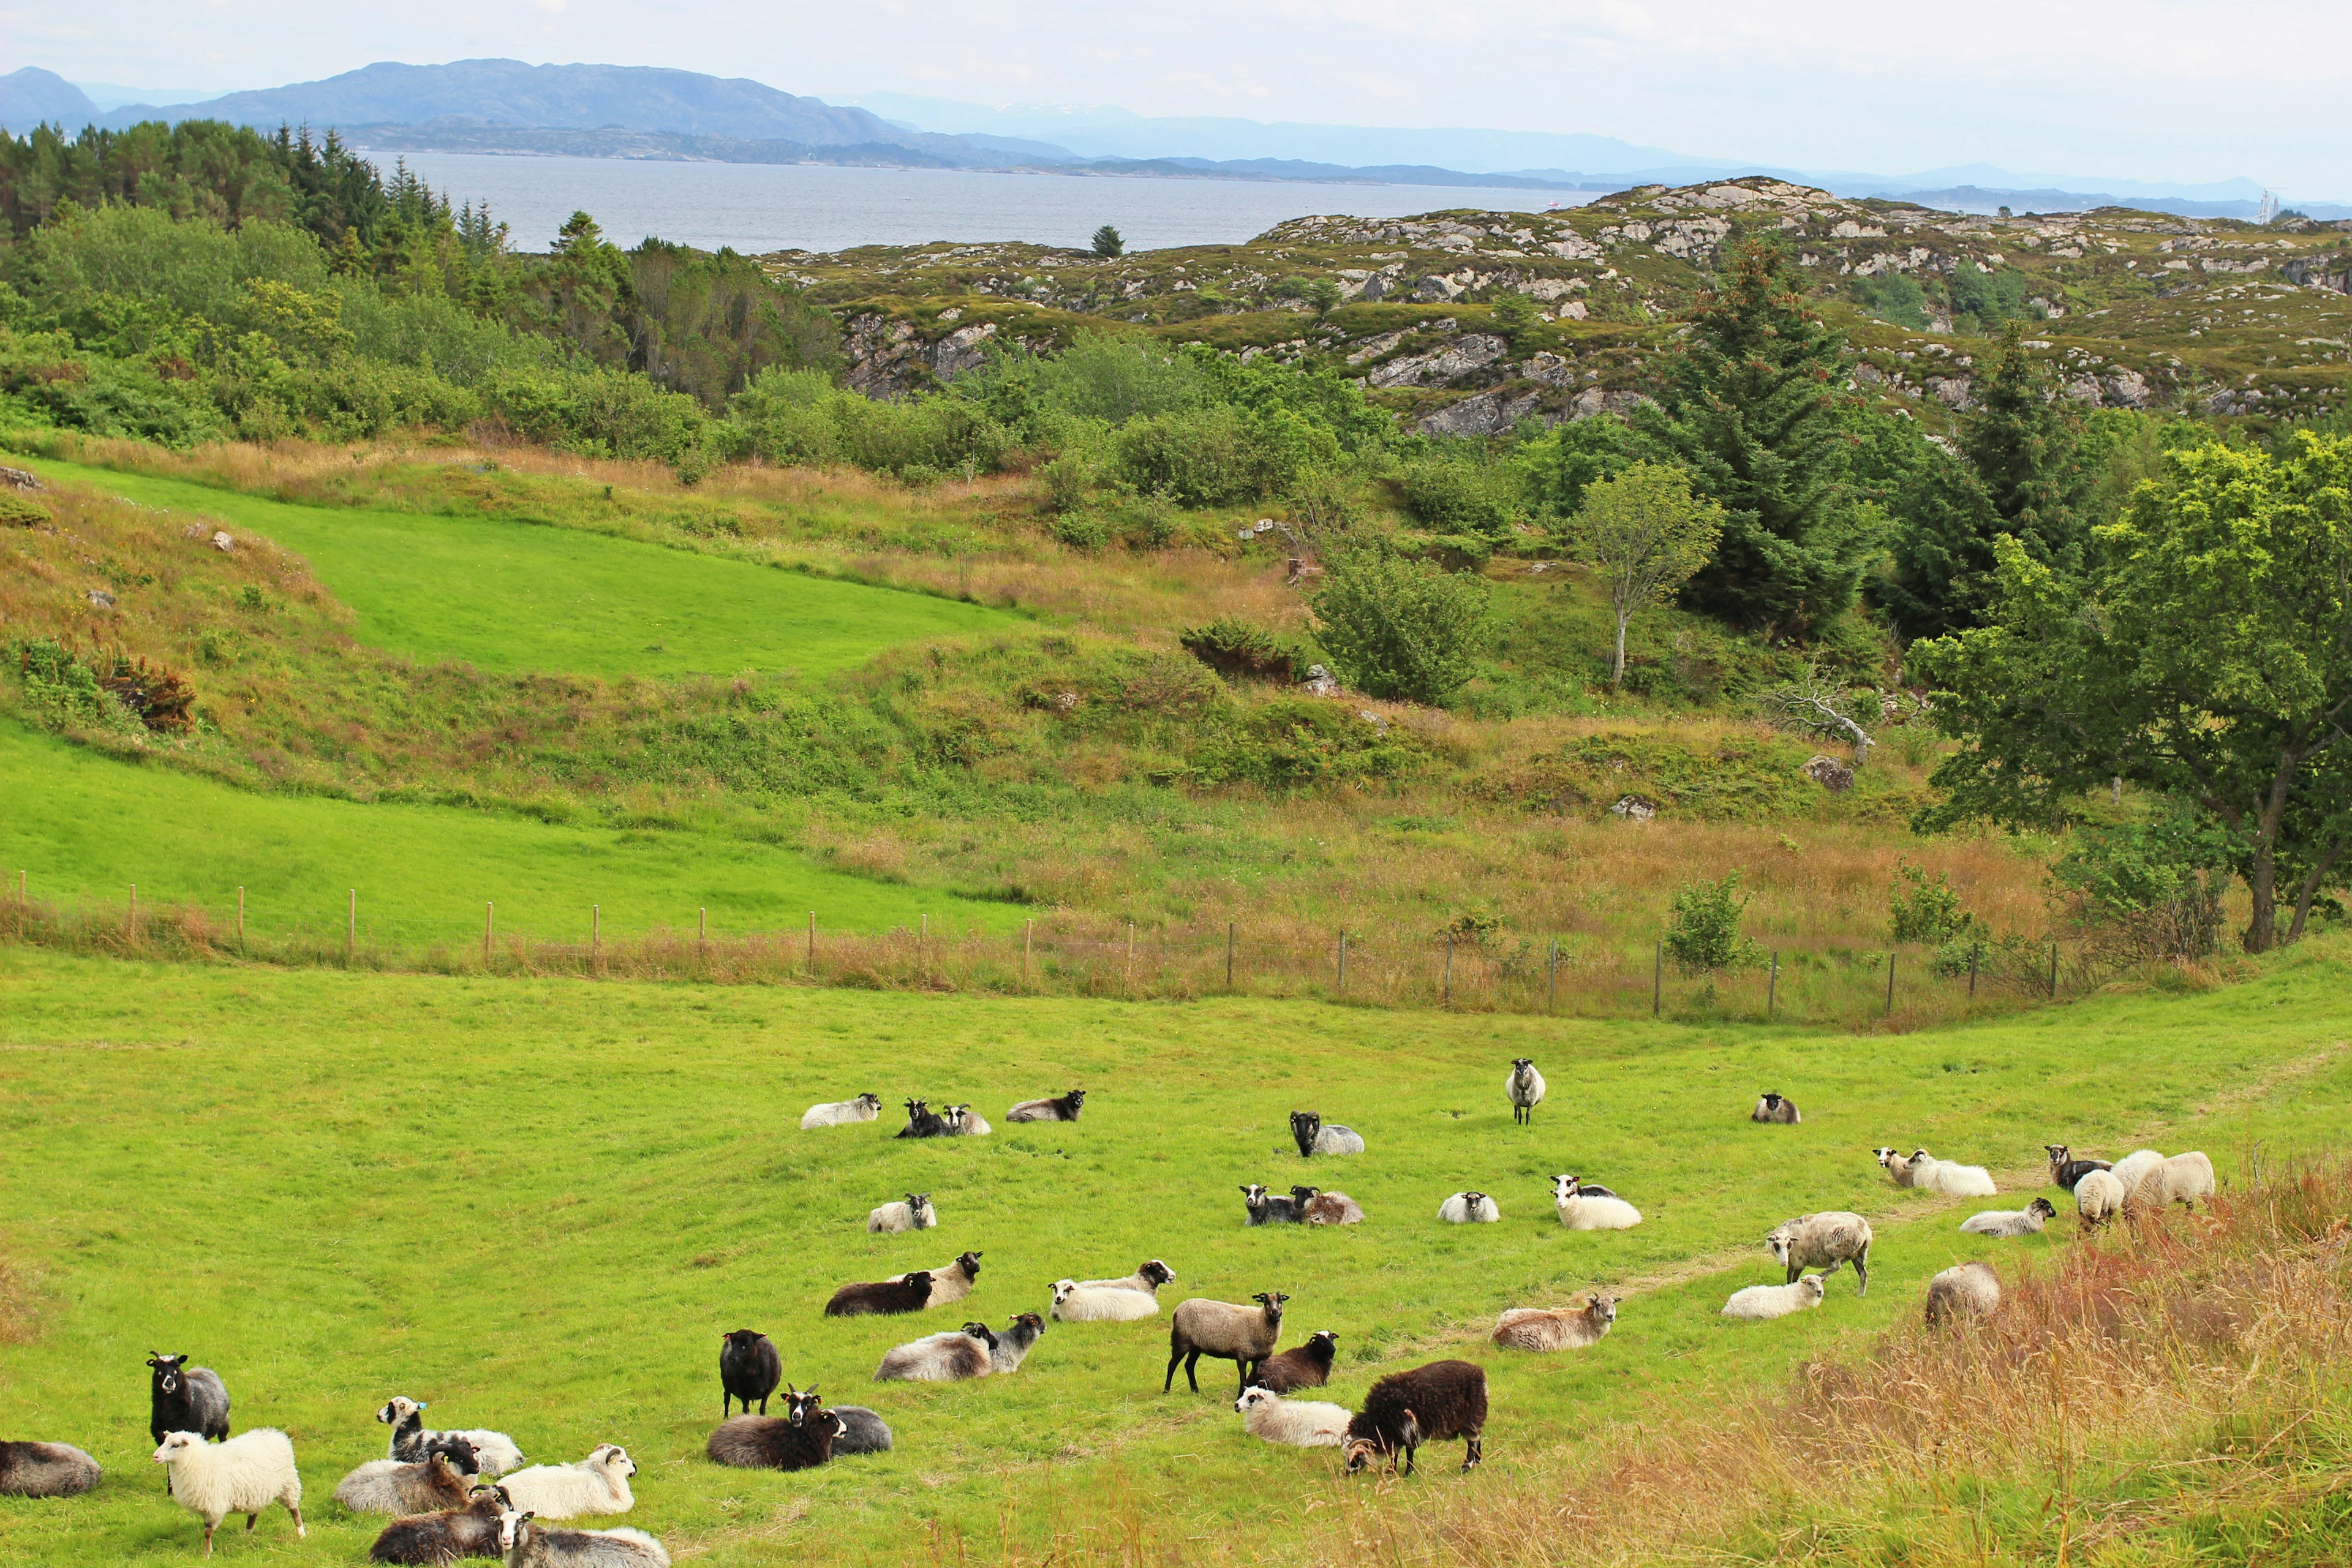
left=1664, top=872, right=1762, bottom=974
left=1310, top=548, right=1493, bottom=706
left=2052, top=810, right=2240, bottom=962
left=1179, top=616, right=1310, bottom=682
left=1401, top=455, right=1524, bottom=544
left=1047, top=510, right=1112, bottom=551
left=1189, top=698, right=1417, bottom=786
left=1888, top=857, right=1980, bottom=944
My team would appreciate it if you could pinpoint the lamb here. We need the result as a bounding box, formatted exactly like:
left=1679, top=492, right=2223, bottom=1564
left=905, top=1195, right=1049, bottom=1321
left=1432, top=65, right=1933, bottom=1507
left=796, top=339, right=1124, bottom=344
left=2128, top=1152, right=2217, bottom=1214
left=155, top=1428, right=304, bottom=1556
left=1925, top=1261, right=2002, bottom=1324
left=895, top=1099, right=951, bottom=1139
left=800, top=1093, right=884, bottom=1130
left=1553, top=1174, right=1642, bottom=1230
left=1250, top=1329, right=1339, bottom=1392
left=828, top=1407, right=893, bottom=1455
left=496, top=1510, right=669, bottom=1567
left=1766, top=1212, right=1873, bottom=1295
left=1438, top=1191, right=1501, bottom=1223
left=2043, top=1144, right=2113, bottom=1191
left=1961, top=1197, right=2059, bottom=1237
left=1052, top=1264, right=1174, bottom=1322
left=2075, top=1167, right=2127, bottom=1227
left=867, top=1192, right=938, bottom=1233
left=379, top=1397, right=527, bottom=1477
left=1901, top=1149, right=1998, bottom=1197
left=943, top=1104, right=992, bottom=1136
left=825, top=1270, right=936, bottom=1317
left=1506, top=1058, right=1547, bottom=1125
left=1290, top=1110, right=1364, bottom=1157
left=0, top=1440, right=100, bottom=1497
left=719, top=1329, right=782, bottom=1417
left=1722, top=1275, right=1828, bottom=1320
left=369, top=1484, right=511, bottom=1563
left=1493, top=1293, right=1619, bottom=1351
left=335, top=1451, right=478, bottom=1516
left=1751, top=1091, right=1801, bottom=1124
left=1234, top=1385, right=1351, bottom=1447
left=921, top=1250, right=985, bottom=1306
left=1166, top=1292, right=1288, bottom=1394
left=1292, top=1186, right=1365, bottom=1224
left=1242, top=1183, right=1303, bottom=1225
left=494, top=1446, right=636, bottom=1520
left=2109, top=1148, right=2168, bottom=1197
left=707, top=1389, right=843, bottom=1471
left=1075, top=1258, right=1175, bottom=1298
left=1342, top=1360, right=1487, bottom=1474
left=1006, top=1088, right=1086, bottom=1122
left=149, top=1354, right=231, bottom=1493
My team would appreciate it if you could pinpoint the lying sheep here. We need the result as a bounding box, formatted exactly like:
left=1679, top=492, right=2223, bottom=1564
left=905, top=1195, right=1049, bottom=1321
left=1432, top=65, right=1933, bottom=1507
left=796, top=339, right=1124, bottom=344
left=496, top=1509, right=669, bottom=1567
left=1343, top=1360, right=1487, bottom=1474
left=922, top=1251, right=984, bottom=1307
left=156, top=1428, right=305, bottom=1555
left=707, top=1390, right=843, bottom=1472
left=1292, top=1186, right=1365, bottom=1225
left=1553, top=1174, right=1642, bottom=1230
left=1493, top=1293, right=1619, bottom=1351
left=1751, top=1091, right=1801, bottom=1124
left=875, top=1315, right=1046, bottom=1382
left=867, top=1193, right=937, bottom=1234
left=1052, top=1280, right=1163, bottom=1322
left=1250, top=1329, right=1339, bottom=1392
left=895, top=1099, right=951, bottom=1139
left=379, top=1397, right=526, bottom=1477
left=368, top=1483, right=510, bottom=1563
left=1960, top=1197, right=2058, bottom=1237
left=985, top=1313, right=1049, bottom=1374
left=1925, top=1261, right=2002, bottom=1324
left=2109, top=1148, right=2167, bottom=1197
left=829, top=1406, right=892, bottom=1456
left=1291, top=1110, right=1364, bottom=1157
left=1234, top=1385, right=1351, bottom=1447
left=1507, top=1058, right=1546, bottom=1125
left=1438, top=1191, right=1501, bottom=1223
left=335, top=1451, right=477, bottom=1517
left=719, top=1330, right=781, bottom=1417
left=1076, top=1259, right=1175, bottom=1298
left=801, top=1093, right=883, bottom=1130
left=2128, top=1152, right=2217, bottom=1214
left=2043, top=1144, right=2113, bottom=1191
left=2075, top=1167, right=2127, bottom=1227
left=1882, top=1148, right=1997, bottom=1197
left=1242, top=1183, right=1303, bottom=1225
left=0, top=1441, right=100, bottom=1498
left=1766, top=1212, right=1872, bottom=1295
left=495, top=1446, right=635, bottom=1521
left=1166, top=1292, right=1287, bottom=1394
left=825, top=1270, right=935, bottom=1317
left=1008, top=1088, right=1086, bottom=1123
left=943, top=1104, right=992, bottom=1136
left=1721, top=1275, right=1828, bottom=1320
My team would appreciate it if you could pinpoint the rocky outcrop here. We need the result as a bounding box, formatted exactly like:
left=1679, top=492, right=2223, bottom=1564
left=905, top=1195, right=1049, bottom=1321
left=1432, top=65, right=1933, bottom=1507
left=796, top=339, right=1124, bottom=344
left=1415, top=388, right=1544, bottom=437
left=1366, top=333, right=1509, bottom=390
left=842, top=314, right=1000, bottom=398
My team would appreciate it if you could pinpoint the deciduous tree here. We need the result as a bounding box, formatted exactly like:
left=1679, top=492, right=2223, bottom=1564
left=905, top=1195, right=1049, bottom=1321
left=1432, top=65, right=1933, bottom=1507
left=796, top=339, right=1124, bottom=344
left=1570, top=461, right=1724, bottom=688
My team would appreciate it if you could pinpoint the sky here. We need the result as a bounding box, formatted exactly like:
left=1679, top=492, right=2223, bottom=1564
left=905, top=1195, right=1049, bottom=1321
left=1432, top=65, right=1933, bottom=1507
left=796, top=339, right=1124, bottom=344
left=6, top=0, right=2350, bottom=196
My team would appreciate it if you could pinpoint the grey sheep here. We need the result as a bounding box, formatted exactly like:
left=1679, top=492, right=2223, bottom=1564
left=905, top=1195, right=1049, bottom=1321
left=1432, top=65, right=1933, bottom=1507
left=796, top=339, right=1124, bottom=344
left=0, top=1441, right=101, bottom=1498
left=496, top=1509, right=668, bottom=1567
left=1506, top=1058, right=1546, bottom=1125
left=1166, top=1292, right=1287, bottom=1395
left=1766, top=1212, right=1873, bottom=1295
left=1290, top=1110, right=1364, bottom=1157
left=1961, top=1197, right=2058, bottom=1238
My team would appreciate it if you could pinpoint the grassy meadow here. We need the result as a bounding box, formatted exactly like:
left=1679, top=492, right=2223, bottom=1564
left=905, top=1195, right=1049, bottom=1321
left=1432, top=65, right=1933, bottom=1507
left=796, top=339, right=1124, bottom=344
left=1, top=941, right=2347, bottom=1565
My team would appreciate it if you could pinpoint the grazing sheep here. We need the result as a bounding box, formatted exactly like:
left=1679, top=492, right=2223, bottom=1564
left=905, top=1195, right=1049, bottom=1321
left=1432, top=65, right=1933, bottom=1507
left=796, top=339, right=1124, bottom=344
left=1901, top=1149, right=1998, bottom=1197
left=1553, top=1174, right=1642, bottom=1230
left=895, top=1100, right=951, bottom=1139
left=718, top=1330, right=782, bottom=1417
left=1493, top=1294, right=1619, bottom=1351
left=1506, top=1058, right=1547, bottom=1125
left=2043, top=1144, right=2113, bottom=1191
left=1926, top=1262, right=2002, bottom=1324
left=1007, top=1088, right=1086, bottom=1123
left=494, top=1446, right=635, bottom=1520
left=1438, top=1191, right=1501, bottom=1223
left=1291, top=1186, right=1365, bottom=1225
left=1766, top=1212, right=1873, bottom=1295
left=155, top=1428, right=303, bottom=1556
left=2128, top=1152, right=2217, bottom=1214
left=369, top=1484, right=510, bottom=1562
left=922, top=1251, right=985, bottom=1306
left=2109, top=1148, right=2168, bottom=1197
left=1290, top=1110, right=1364, bottom=1158
left=336, top=1452, right=477, bottom=1517
left=867, top=1193, right=938, bottom=1234
left=1250, top=1329, right=1340, bottom=1392
left=800, top=1093, right=884, bottom=1130
left=825, top=1270, right=936, bottom=1317
left=1722, top=1275, right=1828, bottom=1320
left=496, top=1510, right=669, bottom=1567
left=1751, top=1092, right=1801, bottom=1125
left=1961, top=1197, right=2059, bottom=1238
left=149, top=1355, right=231, bottom=1493
left=1166, top=1292, right=1288, bottom=1394
left=1342, top=1360, right=1487, bottom=1475
left=1234, top=1385, right=1351, bottom=1447
left=707, top=1390, right=843, bottom=1471
left=1242, top=1183, right=1304, bottom=1225
left=2075, top=1167, right=2127, bottom=1227
left=943, top=1104, right=992, bottom=1136
left=829, top=1406, right=892, bottom=1456
left=0, top=1441, right=100, bottom=1497
left=379, top=1398, right=526, bottom=1477
left=1076, top=1259, right=1175, bottom=1298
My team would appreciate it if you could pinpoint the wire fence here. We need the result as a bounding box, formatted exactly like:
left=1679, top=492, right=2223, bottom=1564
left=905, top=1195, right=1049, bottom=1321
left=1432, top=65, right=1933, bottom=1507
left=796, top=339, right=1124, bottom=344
left=0, top=871, right=2126, bottom=1030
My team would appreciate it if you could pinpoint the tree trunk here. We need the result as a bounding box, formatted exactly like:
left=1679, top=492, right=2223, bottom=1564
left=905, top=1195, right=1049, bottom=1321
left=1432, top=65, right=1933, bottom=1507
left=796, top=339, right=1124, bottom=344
left=2243, top=749, right=2305, bottom=954
left=1611, top=612, right=1629, bottom=690
left=2287, top=841, right=2349, bottom=943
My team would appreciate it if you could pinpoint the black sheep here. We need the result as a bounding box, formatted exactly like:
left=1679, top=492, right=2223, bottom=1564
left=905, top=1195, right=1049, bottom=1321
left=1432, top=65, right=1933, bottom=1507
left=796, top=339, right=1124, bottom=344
left=824, top=1270, right=936, bottom=1318
left=2044, top=1144, right=2115, bottom=1191
left=1250, top=1330, right=1339, bottom=1393
left=719, top=1329, right=782, bottom=1417
left=368, top=1485, right=511, bottom=1563
left=896, top=1099, right=952, bottom=1139
left=1343, top=1359, right=1487, bottom=1475
left=147, top=1353, right=229, bottom=1494
left=1006, top=1088, right=1086, bottom=1123
left=706, top=1388, right=845, bottom=1471
left=1242, top=1183, right=1303, bottom=1225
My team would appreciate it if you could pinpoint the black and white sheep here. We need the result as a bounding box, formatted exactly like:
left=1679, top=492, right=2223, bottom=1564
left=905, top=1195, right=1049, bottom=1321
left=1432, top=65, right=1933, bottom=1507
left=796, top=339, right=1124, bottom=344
left=2043, top=1144, right=2113, bottom=1191
left=1250, top=1329, right=1338, bottom=1392
left=1053, top=1261, right=1175, bottom=1322
left=335, top=1450, right=478, bottom=1516
left=155, top=1428, right=304, bottom=1555
left=495, top=1509, right=669, bottom=1567
left=1166, top=1292, right=1287, bottom=1394
left=1553, top=1174, right=1642, bottom=1230
left=867, top=1193, right=937, bottom=1233
left=1925, top=1261, right=2002, bottom=1324
left=0, top=1441, right=100, bottom=1498
left=2075, top=1167, right=2127, bottom=1226
left=1506, top=1058, right=1546, bottom=1125
left=1766, top=1212, right=1873, bottom=1295
left=1493, top=1293, right=1619, bottom=1351
left=1721, top=1275, right=1828, bottom=1319
left=943, top=1104, right=992, bottom=1136
left=1290, top=1110, right=1364, bottom=1157
left=707, top=1389, right=844, bottom=1471
left=801, top=1093, right=884, bottom=1130
left=1438, top=1191, right=1501, bottom=1223
left=1076, top=1259, right=1175, bottom=1297
left=495, top=1446, right=635, bottom=1520
left=368, top=1483, right=511, bottom=1563
left=1007, top=1088, right=1086, bottom=1123
left=718, top=1330, right=782, bottom=1417
left=1960, top=1197, right=2058, bottom=1238
left=1234, top=1386, right=1351, bottom=1447
left=875, top=1314, right=1046, bottom=1382
left=1291, top=1186, right=1365, bottom=1224
left=921, top=1251, right=984, bottom=1307
left=379, top=1397, right=526, bottom=1477
left=1242, top=1183, right=1303, bottom=1225
left=825, top=1270, right=936, bottom=1317
left=895, top=1100, right=952, bottom=1139
left=1342, top=1360, right=1487, bottom=1474
left=1751, top=1092, right=1801, bottom=1125
left=828, top=1407, right=894, bottom=1456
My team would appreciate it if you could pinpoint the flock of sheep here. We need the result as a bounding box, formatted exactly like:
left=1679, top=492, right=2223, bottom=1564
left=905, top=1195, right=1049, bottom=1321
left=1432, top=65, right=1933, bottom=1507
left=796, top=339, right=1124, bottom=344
left=0, top=1061, right=2222, bottom=1555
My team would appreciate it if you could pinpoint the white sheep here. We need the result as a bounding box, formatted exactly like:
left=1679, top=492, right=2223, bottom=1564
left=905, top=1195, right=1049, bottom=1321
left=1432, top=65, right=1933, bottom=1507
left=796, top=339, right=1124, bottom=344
left=1076, top=1259, right=1175, bottom=1297
left=1552, top=1174, right=1642, bottom=1230
left=1438, top=1191, right=1501, bottom=1223
left=154, top=1428, right=304, bottom=1556
left=1233, top=1385, right=1351, bottom=1447
left=1506, top=1058, right=1546, bottom=1125
left=1925, top=1261, right=2001, bottom=1324
left=1904, top=1150, right=1997, bottom=1197
left=2108, top=1148, right=2167, bottom=1197
left=2128, top=1151, right=2217, bottom=1213
left=494, top=1445, right=636, bottom=1520
left=944, top=1104, right=992, bottom=1136
left=1051, top=1280, right=1161, bottom=1322
left=1493, top=1294, right=1619, bottom=1351
left=867, top=1193, right=937, bottom=1234
left=1721, top=1275, right=1828, bottom=1320
left=2075, top=1167, right=2126, bottom=1226
left=1960, top=1197, right=2058, bottom=1237
left=497, top=1509, right=670, bottom=1567
left=800, top=1093, right=884, bottom=1130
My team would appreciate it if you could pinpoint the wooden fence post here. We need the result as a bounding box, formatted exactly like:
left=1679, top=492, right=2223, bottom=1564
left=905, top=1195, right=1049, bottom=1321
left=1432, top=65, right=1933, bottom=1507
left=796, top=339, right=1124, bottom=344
left=1652, top=940, right=1662, bottom=1017
left=1125, top=921, right=1134, bottom=987
left=1337, top=931, right=1348, bottom=993
left=2049, top=940, right=2059, bottom=1000
left=1226, top=922, right=1235, bottom=992
left=15, top=870, right=23, bottom=943
left=1023, top=918, right=1033, bottom=981
left=807, top=911, right=816, bottom=971
left=484, top=902, right=494, bottom=964
left=592, top=904, right=600, bottom=965
left=1885, top=951, right=1896, bottom=1017
left=698, top=907, right=706, bottom=955
left=347, top=888, right=356, bottom=963
left=1967, top=942, right=1980, bottom=999
left=129, top=883, right=137, bottom=944
left=1767, top=951, right=1779, bottom=1020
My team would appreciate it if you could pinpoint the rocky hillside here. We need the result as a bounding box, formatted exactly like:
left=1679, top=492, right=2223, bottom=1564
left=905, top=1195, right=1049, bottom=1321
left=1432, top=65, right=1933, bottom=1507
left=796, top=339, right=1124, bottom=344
left=766, top=177, right=2352, bottom=435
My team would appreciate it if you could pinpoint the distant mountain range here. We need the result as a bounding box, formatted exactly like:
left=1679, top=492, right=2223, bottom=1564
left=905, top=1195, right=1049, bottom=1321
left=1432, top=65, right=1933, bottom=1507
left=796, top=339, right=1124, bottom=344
left=2, top=60, right=2342, bottom=219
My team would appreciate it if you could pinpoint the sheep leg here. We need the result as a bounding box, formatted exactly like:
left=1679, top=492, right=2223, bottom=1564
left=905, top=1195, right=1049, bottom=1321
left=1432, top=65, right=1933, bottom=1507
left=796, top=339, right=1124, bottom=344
left=288, top=1504, right=304, bottom=1539
left=247, top=1513, right=258, bottom=1532
left=1853, top=1248, right=1870, bottom=1297
left=1402, top=1442, right=1417, bottom=1477
left=1163, top=1348, right=1183, bottom=1393
left=1463, top=1433, right=1483, bottom=1472
left=203, top=1517, right=219, bottom=1556
left=1186, top=1351, right=1203, bottom=1393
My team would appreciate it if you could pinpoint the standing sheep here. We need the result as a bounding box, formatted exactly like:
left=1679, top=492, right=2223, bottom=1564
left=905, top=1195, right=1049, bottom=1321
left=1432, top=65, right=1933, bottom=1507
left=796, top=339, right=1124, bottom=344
left=1925, top=1261, right=2002, bottom=1324
left=1292, top=1186, right=1365, bottom=1224
left=0, top=1441, right=101, bottom=1497
left=1438, top=1191, right=1501, bottom=1223
left=1553, top=1174, right=1642, bottom=1230
left=719, top=1330, right=782, bottom=1417
left=335, top=1450, right=477, bottom=1517
left=1722, top=1275, right=1828, bottom=1320
left=1166, top=1293, right=1287, bottom=1394
left=801, top=1093, right=884, bottom=1130
left=495, top=1509, right=669, bottom=1567
left=1766, top=1212, right=1873, bottom=1295
left=867, top=1193, right=938, bottom=1234
left=2075, top=1167, right=2127, bottom=1227
left=1960, top=1197, right=2058, bottom=1237
left=943, top=1104, right=992, bottom=1136
left=149, top=1354, right=231, bottom=1493
left=368, top=1484, right=510, bottom=1563
left=1242, top=1184, right=1303, bottom=1225
left=1751, top=1092, right=1801, bottom=1124
left=1290, top=1111, right=1364, bottom=1158
left=495, top=1446, right=635, bottom=1520
left=1007, top=1089, right=1086, bottom=1122
left=1342, top=1360, right=1487, bottom=1474
left=1506, top=1058, right=1546, bottom=1125
left=154, top=1428, right=304, bottom=1556
left=379, top=1398, right=526, bottom=1477
left=707, top=1389, right=844, bottom=1471
left=1250, top=1330, right=1340, bottom=1392
left=2109, top=1148, right=2168, bottom=1197
left=2127, top=1152, right=2217, bottom=1214
left=1234, top=1386, right=1351, bottom=1447
left=1493, top=1293, right=1619, bottom=1351
left=921, top=1251, right=985, bottom=1306
left=895, top=1100, right=952, bottom=1139
left=824, top=1270, right=935, bottom=1317
left=2043, top=1144, right=2113, bottom=1191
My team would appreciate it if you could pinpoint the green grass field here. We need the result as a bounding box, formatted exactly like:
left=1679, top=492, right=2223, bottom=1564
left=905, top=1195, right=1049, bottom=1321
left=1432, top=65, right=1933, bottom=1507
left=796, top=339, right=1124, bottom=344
left=16, top=456, right=1016, bottom=679
left=1, top=943, right=2345, bottom=1565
